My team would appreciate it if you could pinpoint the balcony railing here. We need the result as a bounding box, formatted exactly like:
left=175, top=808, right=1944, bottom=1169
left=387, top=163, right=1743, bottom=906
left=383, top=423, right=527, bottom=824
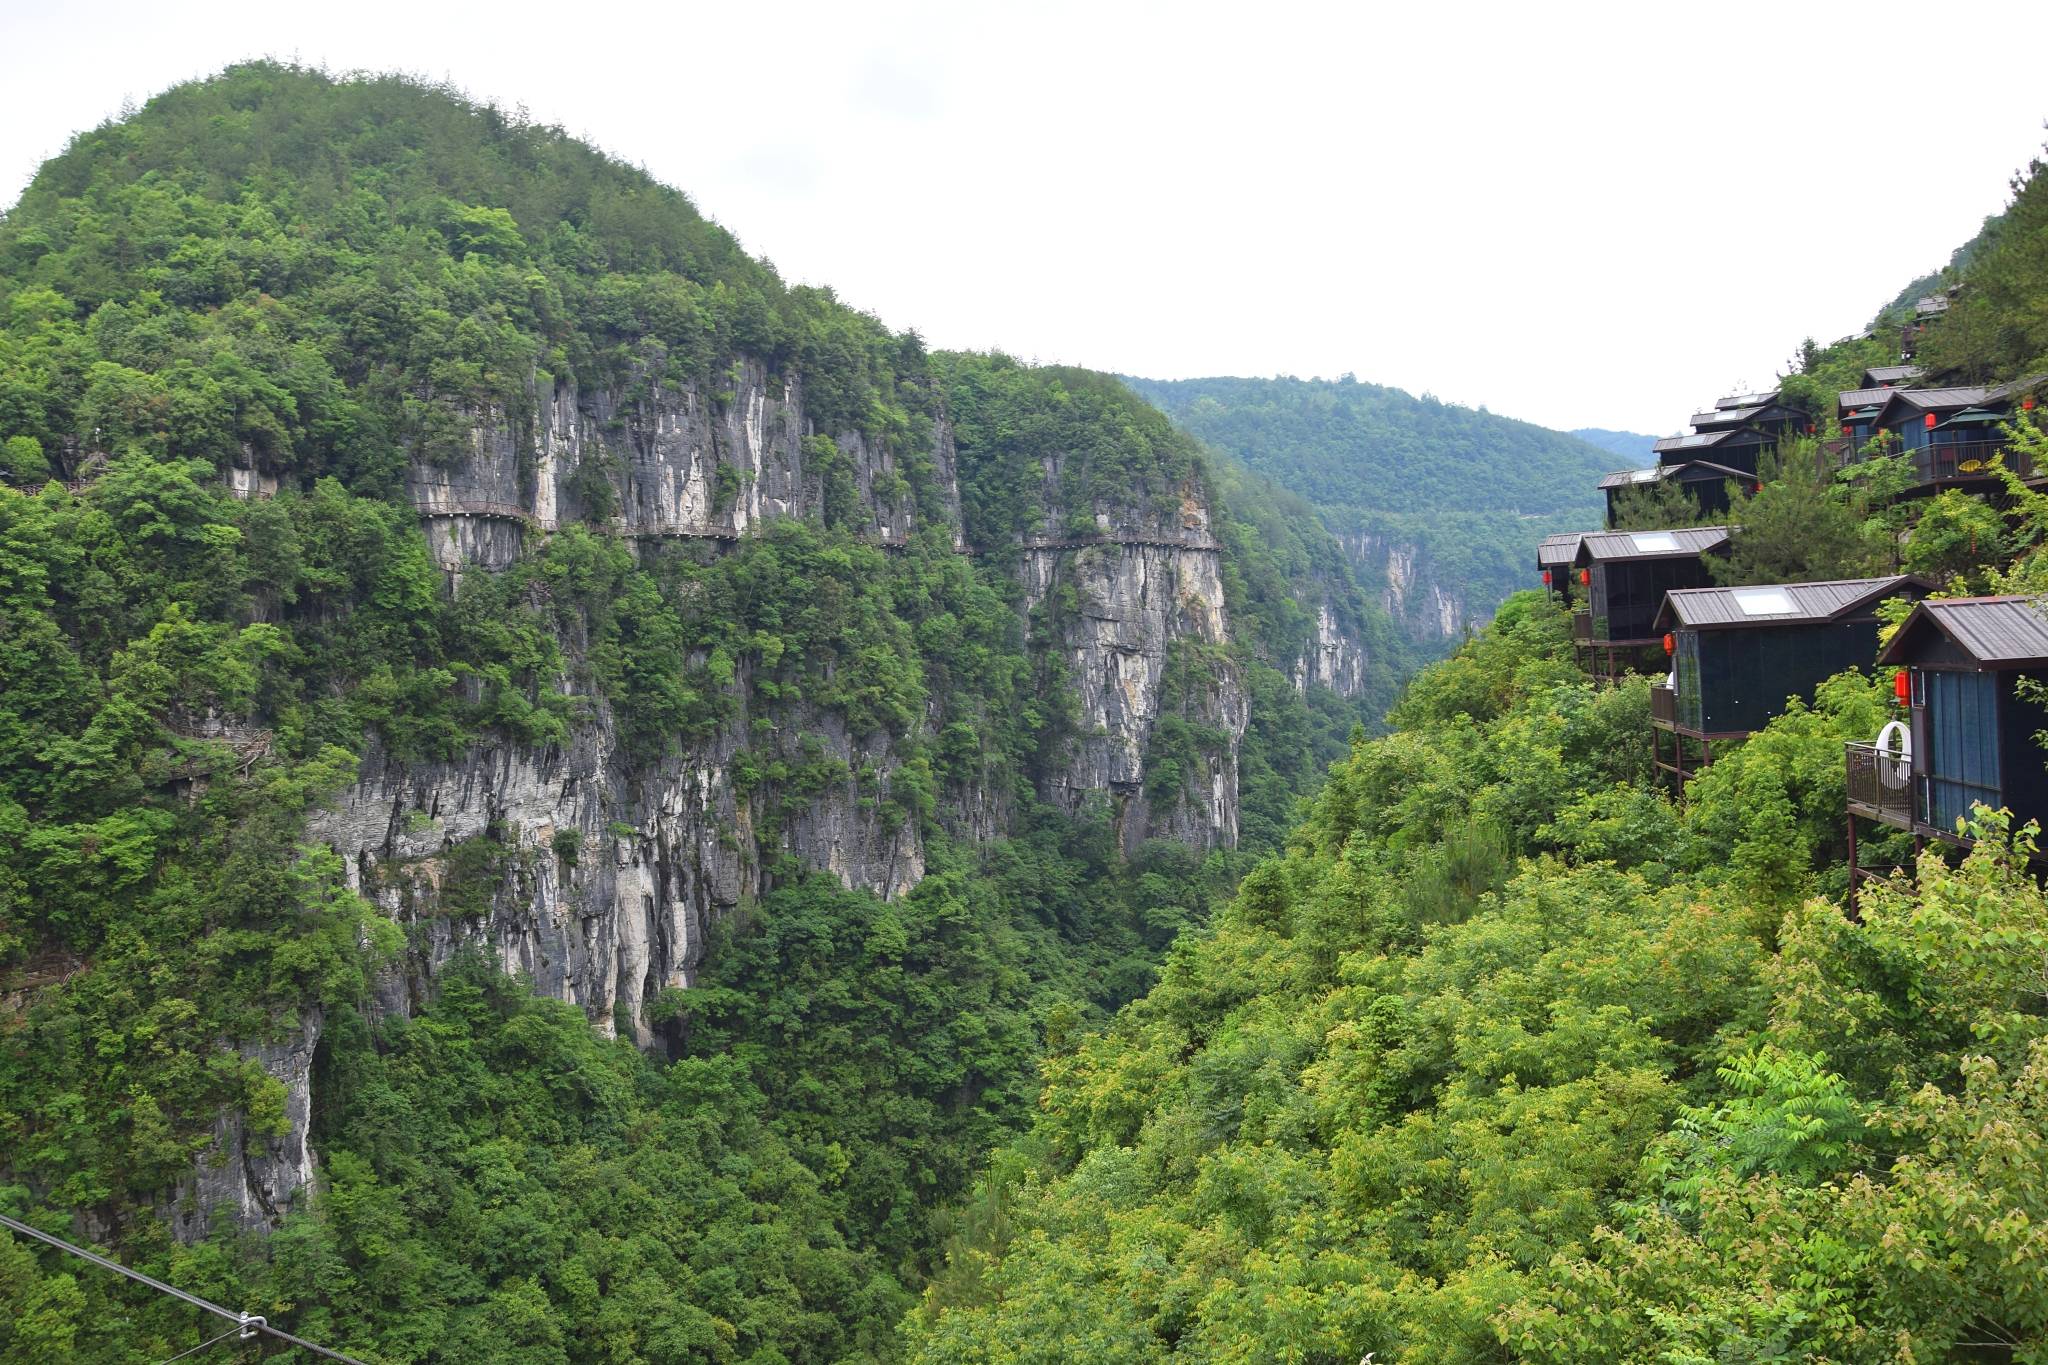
left=1650, top=683, right=1677, bottom=727
left=1915, top=438, right=2033, bottom=485
left=1845, top=741, right=1915, bottom=829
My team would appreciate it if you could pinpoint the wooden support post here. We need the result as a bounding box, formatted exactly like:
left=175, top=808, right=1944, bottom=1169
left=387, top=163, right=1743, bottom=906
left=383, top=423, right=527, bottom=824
left=1846, top=811, right=1860, bottom=921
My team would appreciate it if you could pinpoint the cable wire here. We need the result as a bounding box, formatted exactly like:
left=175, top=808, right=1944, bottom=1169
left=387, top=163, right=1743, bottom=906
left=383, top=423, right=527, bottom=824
left=0, top=1211, right=374, bottom=1364
left=155, top=1321, right=246, bottom=1365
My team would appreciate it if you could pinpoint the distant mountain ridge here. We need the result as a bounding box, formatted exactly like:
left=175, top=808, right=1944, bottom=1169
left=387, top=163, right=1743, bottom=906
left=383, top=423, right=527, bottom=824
left=1123, top=375, right=1619, bottom=645
left=1569, top=427, right=1661, bottom=465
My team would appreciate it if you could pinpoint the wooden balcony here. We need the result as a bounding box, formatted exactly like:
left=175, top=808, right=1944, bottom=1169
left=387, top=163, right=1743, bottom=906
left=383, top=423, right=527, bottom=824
left=1572, top=611, right=1594, bottom=643
left=1914, top=438, right=2033, bottom=485
left=1845, top=741, right=1914, bottom=831
left=1650, top=682, right=1677, bottom=729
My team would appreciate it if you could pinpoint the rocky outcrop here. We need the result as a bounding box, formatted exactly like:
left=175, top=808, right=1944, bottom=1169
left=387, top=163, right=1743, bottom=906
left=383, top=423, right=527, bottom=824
left=166, top=1010, right=322, bottom=1239
left=1340, top=530, right=1474, bottom=642
left=307, top=687, right=925, bottom=1050
left=1017, top=460, right=1246, bottom=851
left=192, top=360, right=1251, bottom=1235
left=1292, top=599, right=1371, bottom=698
left=406, top=363, right=938, bottom=570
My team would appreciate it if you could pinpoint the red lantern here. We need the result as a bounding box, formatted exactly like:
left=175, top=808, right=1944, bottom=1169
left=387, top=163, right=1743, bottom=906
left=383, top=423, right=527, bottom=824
left=1925, top=412, right=1938, bottom=429
left=1579, top=568, right=1590, bottom=586
left=1893, top=669, right=1910, bottom=701
left=1752, top=482, right=1763, bottom=494
left=1541, top=569, right=1552, bottom=585
left=1662, top=633, right=1675, bottom=655
left=2027, top=396, right=2039, bottom=412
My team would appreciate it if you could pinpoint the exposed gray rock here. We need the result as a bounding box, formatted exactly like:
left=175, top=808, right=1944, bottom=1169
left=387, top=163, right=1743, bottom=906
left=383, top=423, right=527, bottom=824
left=181, top=358, right=1257, bottom=1235
left=1340, top=530, right=1476, bottom=641
left=1292, top=598, right=1371, bottom=698
left=166, top=1009, right=321, bottom=1238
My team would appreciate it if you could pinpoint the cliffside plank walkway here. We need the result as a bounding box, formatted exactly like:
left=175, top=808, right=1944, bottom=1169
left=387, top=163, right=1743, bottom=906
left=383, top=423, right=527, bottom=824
left=1009, top=534, right=1225, bottom=553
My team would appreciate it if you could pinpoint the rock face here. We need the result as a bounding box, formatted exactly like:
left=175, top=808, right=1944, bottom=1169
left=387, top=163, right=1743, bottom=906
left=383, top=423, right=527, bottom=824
left=1340, top=530, right=1474, bottom=642
left=166, top=1010, right=322, bottom=1241
left=197, top=359, right=1254, bottom=1233
left=1292, top=598, right=1371, bottom=698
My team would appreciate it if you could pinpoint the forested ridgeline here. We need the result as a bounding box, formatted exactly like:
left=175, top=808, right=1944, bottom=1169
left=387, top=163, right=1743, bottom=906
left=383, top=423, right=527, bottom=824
left=0, top=64, right=1406, bottom=1361
left=1123, top=374, right=1624, bottom=645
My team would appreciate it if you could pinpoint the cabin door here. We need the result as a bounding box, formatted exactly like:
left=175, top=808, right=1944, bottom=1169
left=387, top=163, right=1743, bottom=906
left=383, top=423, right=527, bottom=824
left=1917, top=669, right=2001, bottom=833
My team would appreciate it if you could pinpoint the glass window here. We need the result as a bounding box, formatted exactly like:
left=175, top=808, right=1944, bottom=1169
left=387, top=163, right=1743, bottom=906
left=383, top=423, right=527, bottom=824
left=1733, top=588, right=1797, bottom=617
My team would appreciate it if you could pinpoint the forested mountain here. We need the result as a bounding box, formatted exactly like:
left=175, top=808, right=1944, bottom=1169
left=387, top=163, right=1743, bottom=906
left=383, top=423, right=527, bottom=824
left=0, top=64, right=1409, bottom=1360
left=8, top=55, right=2046, bottom=1365
left=1124, top=375, right=1623, bottom=645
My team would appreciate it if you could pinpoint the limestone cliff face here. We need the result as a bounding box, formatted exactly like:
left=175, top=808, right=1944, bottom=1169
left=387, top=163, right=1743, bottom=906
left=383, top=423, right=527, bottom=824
left=1291, top=598, right=1371, bottom=698
left=195, top=360, right=1253, bottom=1233
left=1340, top=530, right=1474, bottom=642
left=1016, top=457, right=1247, bottom=851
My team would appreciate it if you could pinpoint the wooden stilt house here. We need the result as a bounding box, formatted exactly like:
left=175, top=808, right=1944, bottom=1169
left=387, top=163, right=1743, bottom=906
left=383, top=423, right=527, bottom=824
left=1651, top=397, right=1813, bottom=479
left=1649, top=575, right=1931, bottom=789
left=1846, top=595, right=2048, bottom=905
left=1537, top=532, right=1586, bottom=605
left=1570, top=526, right=1734, bottom=682
left=1599, top=460, right=1754, bottom=528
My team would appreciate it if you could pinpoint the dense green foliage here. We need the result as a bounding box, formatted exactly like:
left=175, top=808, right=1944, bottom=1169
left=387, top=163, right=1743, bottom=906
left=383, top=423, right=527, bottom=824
left=904, top=583, right=2048, bottom=1360
left=0, top=64, right=1404, bottom=1363
left=1123, top=374, right=1621, bottom=638
left=1917, top=144, right=2048, bottom=384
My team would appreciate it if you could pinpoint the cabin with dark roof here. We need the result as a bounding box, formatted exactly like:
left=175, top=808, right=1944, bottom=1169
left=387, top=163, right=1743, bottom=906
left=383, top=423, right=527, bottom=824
left=1649, top=576, right=1931, bottom=788
left=1599, top=460, right=1753, bottom=528
left=1536, top=532, right=1586, bottom=604
left=1846, top=595, right=2048, bottom=902
left=1862, top=380, right=2044, bottom=489
left=1570, top=526, right=1734, bottom=681
left=1653, top=398, right=1812, bottom=478
left=1901, top=292, right=1954, bottom=358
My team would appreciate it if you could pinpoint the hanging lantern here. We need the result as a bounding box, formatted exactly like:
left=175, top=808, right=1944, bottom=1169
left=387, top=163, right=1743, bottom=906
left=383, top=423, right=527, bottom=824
left=1541, top=569, right=1552, bottom=585
left=1662, top=633, right=1675, bottom=655
left=1579, top=568, right=1590, bottom=586
left=1925, top=412, right=1938, bottom=429
left=2026, top=396, right=2039, bottom=412
left=1752, top=482, right=1763, bottom=493
left=1893, top=669, right=1910, bottom=701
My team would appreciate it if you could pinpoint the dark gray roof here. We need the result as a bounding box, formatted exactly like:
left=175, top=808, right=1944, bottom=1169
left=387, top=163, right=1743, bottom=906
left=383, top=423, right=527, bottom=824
left=1879, top=596, right=2048, bottom=667
left=1655, top=575, right=1929, bottom=631
left=1837, top=386, right=1890, bottom=412
left=1715, top=392, right=1778, bottom=409
left=1692, top=404, right=1768, bottom=427
left=1599, top=461, right=1753, bottom=490
left=1863, top=365, right=1923, bottom=386
left=1537, top=532, right=1586, bottom=567
left=1871, top=386, right=1998, bottom=425
left=1576, top=526, right=1733, bottom=564
left=1653, top=430, right=1736, bottom=454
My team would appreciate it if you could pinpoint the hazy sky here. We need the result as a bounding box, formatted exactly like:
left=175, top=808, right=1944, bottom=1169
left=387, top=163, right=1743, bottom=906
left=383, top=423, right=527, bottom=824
left=2, top=0, right=2042, bottom=436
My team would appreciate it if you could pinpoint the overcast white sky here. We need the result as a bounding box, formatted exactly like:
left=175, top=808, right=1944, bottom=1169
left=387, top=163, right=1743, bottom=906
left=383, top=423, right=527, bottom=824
left=2, top=0, right=2042, bottom=435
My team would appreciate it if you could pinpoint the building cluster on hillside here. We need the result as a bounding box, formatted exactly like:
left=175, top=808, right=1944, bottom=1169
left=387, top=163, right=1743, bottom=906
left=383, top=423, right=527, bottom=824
left=1536, top=301, right=2048, bottom=907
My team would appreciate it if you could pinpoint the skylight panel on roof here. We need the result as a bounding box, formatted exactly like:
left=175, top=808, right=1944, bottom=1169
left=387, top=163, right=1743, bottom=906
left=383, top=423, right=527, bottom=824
left=1734, top=587, right=1797, bottom=616
left=1630, top=532, right=1681, bottom=553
